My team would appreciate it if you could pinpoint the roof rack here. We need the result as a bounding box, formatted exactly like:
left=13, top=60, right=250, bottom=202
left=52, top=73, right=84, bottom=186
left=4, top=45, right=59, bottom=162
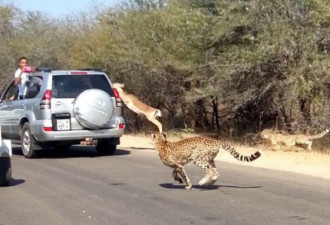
left=35, top=67, right=51, bottom=72
left=78, top=68, right=103, bottom=72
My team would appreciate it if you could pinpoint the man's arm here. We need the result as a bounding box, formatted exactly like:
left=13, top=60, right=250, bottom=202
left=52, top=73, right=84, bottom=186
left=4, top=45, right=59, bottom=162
left=14, top=69, right=23, bottom=85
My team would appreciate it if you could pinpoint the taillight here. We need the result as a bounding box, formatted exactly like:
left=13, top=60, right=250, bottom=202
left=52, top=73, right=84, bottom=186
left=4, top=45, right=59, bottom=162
left=118, top=123, right=125, bottom=129
left=40, top=90, right=52, bottom=109
left=43, top=127, right=53, bottom=132
left=112, top=88, right=122, bottom=107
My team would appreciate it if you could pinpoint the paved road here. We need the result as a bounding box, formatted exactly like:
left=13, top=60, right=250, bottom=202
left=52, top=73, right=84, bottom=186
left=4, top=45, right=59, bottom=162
left=0, top=145, right=329, bottom=225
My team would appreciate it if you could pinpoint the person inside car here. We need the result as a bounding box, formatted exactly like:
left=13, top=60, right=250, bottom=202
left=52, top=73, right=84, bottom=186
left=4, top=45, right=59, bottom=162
left=14, top=56, right=35, bottom=100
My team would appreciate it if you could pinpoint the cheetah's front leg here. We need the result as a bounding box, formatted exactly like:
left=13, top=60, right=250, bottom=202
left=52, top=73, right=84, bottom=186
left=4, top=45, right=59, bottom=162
left=176, top=165, right=192, bottom=190
left=172, top=166, right=183, bottom=184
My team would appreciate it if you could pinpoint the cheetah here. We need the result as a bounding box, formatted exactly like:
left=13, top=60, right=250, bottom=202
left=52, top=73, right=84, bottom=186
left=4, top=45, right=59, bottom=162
left=152, top=133, right=262, bottom=190
left=260, top=128, right=329, bottom=151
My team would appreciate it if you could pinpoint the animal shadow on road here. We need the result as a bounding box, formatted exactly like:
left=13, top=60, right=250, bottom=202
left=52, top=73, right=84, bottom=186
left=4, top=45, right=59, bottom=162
left=159, top=183, right=262, bottom=191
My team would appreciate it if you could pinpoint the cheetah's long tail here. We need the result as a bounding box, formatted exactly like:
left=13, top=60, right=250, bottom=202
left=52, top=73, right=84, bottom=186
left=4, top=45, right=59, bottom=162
left=221, top=142, right=262, bottom=162
left=308, top=128, right=329, bottom=140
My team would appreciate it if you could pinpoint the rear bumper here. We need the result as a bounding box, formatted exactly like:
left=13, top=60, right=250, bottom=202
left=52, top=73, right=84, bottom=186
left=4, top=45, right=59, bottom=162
left=34, top=128, right=125, bottom=142
left=32, top=117, right=125, bottom=142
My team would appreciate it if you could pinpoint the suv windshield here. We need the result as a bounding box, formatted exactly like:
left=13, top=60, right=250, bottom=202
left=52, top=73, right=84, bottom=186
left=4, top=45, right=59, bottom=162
left=52, top=75, right=113, bottom=98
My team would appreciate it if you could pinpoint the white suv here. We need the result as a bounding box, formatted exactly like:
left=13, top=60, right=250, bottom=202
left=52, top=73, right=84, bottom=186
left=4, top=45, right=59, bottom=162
left=0, top=69, right=125, bottom=158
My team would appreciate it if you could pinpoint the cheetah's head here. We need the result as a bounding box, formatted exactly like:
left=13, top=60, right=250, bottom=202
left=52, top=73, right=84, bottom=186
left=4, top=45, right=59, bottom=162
left=152, top=133, right=167, bottom=143
left=260, top=129, right=272, bottom=139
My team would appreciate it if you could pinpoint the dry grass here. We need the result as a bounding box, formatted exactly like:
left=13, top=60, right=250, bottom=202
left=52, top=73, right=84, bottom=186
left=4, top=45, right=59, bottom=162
left=163, top=130, right=330, bottom=155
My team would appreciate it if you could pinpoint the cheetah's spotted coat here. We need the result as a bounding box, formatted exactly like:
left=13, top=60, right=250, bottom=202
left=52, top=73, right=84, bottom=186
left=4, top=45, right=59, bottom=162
left=152, top=133, right=262, bottom=190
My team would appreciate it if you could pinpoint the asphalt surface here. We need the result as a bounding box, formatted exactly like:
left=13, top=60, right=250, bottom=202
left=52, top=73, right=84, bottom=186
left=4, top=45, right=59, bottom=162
left=0, top=144, right=329, bottom=225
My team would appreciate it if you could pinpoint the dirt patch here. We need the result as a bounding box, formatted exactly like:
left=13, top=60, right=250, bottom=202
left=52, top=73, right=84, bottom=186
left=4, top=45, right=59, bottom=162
left=120, top=134, right=330, bottom=180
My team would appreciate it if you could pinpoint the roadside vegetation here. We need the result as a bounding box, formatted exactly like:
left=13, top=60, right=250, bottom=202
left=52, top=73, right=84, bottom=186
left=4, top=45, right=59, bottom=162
left=1, top=0, right=330, bottom=152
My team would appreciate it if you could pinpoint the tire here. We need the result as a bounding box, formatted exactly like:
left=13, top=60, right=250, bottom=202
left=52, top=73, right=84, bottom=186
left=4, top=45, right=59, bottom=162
left=95, top=139, right=117, bottom=156
left=0, top=157, right=11, bottom=187
left=21, top=122, right=38, bottom=158
left=73, top=89, right=114, bottom=129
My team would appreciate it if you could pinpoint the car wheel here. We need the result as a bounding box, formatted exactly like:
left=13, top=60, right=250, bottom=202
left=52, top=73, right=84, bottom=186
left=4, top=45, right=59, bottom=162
left=21, top=122, right=38, bottom=158
left=95, top=139, right=117, bottom=156
left=0, top=157, right=11, bottom=187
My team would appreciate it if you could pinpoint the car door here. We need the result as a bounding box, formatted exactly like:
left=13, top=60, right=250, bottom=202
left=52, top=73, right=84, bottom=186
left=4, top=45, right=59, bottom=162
left=0, top=81, right=17, bottom=137
left=9, top=76, right=43, bottom=139
left=10, top=97, right=26, bottom=139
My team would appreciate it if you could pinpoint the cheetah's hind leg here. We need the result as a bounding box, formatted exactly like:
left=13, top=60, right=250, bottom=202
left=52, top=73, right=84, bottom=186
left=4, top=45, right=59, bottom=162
left=194, top=159, right=219, bottom=186
left=203, top=160, right=219, bottom=186
left=198, top=170, right=219, bottom=186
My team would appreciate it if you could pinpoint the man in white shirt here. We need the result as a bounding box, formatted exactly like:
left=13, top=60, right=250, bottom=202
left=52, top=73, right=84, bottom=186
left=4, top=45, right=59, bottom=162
left=14, top=57, right=33, bottom=100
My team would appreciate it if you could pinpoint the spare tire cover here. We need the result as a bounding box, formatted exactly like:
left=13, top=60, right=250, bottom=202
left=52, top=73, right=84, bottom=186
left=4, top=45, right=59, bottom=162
left=73, top=89, right=113, bottom=129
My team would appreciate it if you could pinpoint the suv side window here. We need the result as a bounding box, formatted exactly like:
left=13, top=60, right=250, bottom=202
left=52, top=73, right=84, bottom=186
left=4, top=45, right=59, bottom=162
left=1, top=82, right=18, bottom=101
left=25, top=76, right=43, bottom=99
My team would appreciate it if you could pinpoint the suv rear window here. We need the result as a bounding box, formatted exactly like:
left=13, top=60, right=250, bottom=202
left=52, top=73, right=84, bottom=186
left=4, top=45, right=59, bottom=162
left=52, top=75, right=113, bottom=98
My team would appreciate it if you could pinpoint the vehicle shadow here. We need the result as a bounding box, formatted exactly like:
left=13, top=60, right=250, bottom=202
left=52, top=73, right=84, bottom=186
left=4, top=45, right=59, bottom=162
left=130, top=147, right=154, bottom=150
left=10, top=178, right=26, bottom=186
left=12, top=146, right=130, bottom=159
left=0, top=178, right=26, bottom=188
left=12, top=146, right=23, bottom=156
left=159, top=183, right=262, bottom=190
